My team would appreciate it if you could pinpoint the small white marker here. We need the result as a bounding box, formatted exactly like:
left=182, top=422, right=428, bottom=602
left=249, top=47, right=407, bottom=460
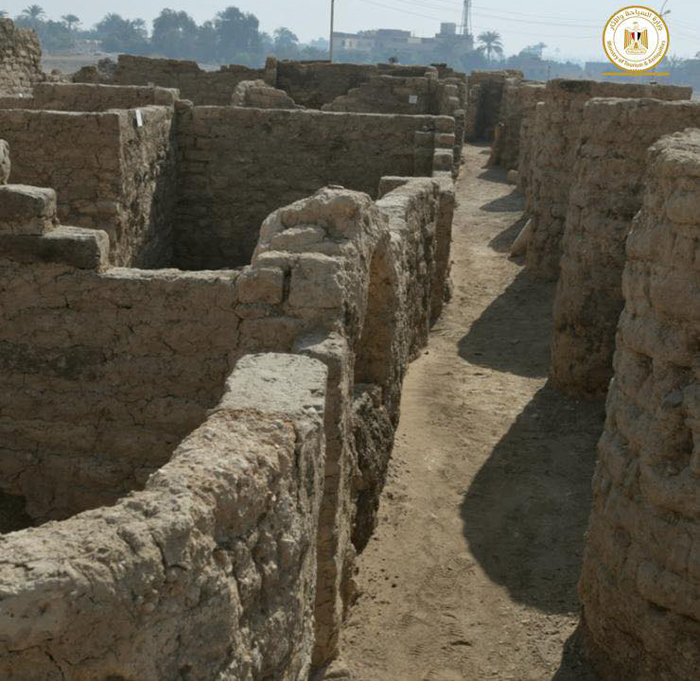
left=409, top=95, right=418, bottom=104
left=135, top=109, right=143, bottom=127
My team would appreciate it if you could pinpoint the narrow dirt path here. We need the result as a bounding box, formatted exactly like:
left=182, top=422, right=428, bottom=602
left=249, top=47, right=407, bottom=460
left=329, top=145, right=605, bottom=680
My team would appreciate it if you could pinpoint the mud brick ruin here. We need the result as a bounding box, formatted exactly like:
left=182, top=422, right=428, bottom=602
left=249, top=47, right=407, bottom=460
left=0, top=20, right=458, bottom=678
left=0, top=17, right=698, bottom=681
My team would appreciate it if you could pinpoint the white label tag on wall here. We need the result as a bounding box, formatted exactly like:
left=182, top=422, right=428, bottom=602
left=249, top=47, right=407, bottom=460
left=135, top=109, right=144, bottom=128
left=409, top=95, right=418, bottom=104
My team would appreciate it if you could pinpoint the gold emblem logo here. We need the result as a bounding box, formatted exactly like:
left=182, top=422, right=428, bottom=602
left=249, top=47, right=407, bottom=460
left=603, top=6, right=670, bottom=72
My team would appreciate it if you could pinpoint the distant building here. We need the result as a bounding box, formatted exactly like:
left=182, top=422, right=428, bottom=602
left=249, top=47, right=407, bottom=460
left=334, top=25, right=474, bottom=57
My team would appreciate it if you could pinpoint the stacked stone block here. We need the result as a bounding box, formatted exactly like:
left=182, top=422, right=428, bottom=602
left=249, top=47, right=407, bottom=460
left=552, top=98, right=700, bottom=395
left=0, top=19, right=42, bottom=96
left=579, top=129, right=700, bottom=681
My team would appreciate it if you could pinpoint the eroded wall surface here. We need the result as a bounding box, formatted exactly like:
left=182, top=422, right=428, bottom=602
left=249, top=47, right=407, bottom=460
left=174, top=104, right=454, bottom=269
left=0, top=19, right=42, bottom=96
left=77, top=54, right=276, bottom=105
left=465, top=70, right=523, bottom=142
left=523, top=79, right=691, bottom=281
left=0, top=164, right=454, bottom=672
left=492, top=79, right=545, bottom=171
left=0, top=81, right=180, bottom=111
left=0, top=353, right=328, bottom=681
left=578, top=129, right=700, bottom=681
left=0, top=105, right=177, bottom=267
left=552, top=98, right=700, bottom=395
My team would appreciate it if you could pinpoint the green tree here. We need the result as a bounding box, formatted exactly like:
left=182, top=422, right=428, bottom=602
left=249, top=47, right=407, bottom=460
left=22, top=4, right=44, bottom=20
left=95, top=13, right=149, bottom=54
left=61, top=14, right=80, bottom=30
left=214, top=6, right=261, bottom=63
left=152, top=9, right=198, bottom=58
left=477, top=31, right=504, bottom=62
left=273, top=26, right=299, bottom=58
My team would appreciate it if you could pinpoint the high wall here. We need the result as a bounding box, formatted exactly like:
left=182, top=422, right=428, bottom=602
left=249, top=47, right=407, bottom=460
left=0, top=105, right=177, bottom=267
left=0, top=352, right=328, bottom=681
left=465, top=70, right=523, bottom=142
left=174, top=103, right=454, bottom=269
left=523, top=79, right=692, bottom=280
left=578, top=129, right=700, bottom=681
left=0, top=168, right=454, bottom=671
left=551, top=98, right=700, bottom=395
left=74, top=54, right=276, bottom=105
left=491, top=79, right=545, bottom=171
left=0, top=19, right=42, bottom=96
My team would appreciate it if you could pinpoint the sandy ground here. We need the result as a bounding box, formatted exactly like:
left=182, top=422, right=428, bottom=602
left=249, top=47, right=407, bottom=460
left=324, top=145, right=606, bottom=681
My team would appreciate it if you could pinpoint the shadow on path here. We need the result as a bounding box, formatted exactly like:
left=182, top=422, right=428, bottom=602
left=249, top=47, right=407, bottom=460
left=460, top=382, right=605, bottom=615
left=480, top=190, right=524, bottom=213
left=458, top=270, right=555, bottom=379
left=552, top=626, right=599, bottom=680
left=487, top=215, right=528, bottom=253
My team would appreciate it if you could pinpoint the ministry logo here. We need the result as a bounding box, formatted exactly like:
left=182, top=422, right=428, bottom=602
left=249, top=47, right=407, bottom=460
left=603, top=6, right=670, bottom=72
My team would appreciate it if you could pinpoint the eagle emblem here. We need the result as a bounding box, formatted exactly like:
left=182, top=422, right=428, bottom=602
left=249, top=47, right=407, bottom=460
left=624, top=21, right=649, bottom=54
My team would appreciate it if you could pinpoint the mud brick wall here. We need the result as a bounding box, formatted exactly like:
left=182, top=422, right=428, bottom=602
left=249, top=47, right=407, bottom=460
left=89, top=54, right=274, bottom=105
left=0, top=19, right=42, bottom=96
left=0, top=174, right=454, bottom=671
left=552, top=98, right=700, bottom=395
left=578, top=129, right=700, bottom=681
left=0, top=106, right=177, bottom=267
left=524, top=79, right=692, bottom=281
left=492, top=80, right=545, bottom=171
left=231, top=79, right=299, bottom=108
left=322, top=75, right=436, bottom=115
left=465, top=70, right=523, bottom=142
left=28, top=82, right=179, bottom=111
left=0, top=252, right=242, bottom=521
left=518, top=100, right=545, bottom=198
left=0, top=353, right=327, bottom=681
left=275, top=61, right=381, bottom=108
left=174, top=104, right=450, bottom=269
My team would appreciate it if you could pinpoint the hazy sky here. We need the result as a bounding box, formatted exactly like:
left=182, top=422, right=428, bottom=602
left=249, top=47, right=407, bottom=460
left=3, top=0, right=699, bottom=60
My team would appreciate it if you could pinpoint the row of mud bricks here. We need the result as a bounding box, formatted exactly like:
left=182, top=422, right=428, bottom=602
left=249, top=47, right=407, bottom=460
left=512, top=79, right=699, bottom=679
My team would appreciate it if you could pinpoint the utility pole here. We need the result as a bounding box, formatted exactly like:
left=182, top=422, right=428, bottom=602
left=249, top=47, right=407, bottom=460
left=330, top=0, right=336, bottom=62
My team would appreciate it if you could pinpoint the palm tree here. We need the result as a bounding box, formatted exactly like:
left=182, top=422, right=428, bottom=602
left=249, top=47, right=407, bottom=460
left=22, top=4, right=45, bottom=20
left=477, top=31, right=504, bottom=62
left=61, top=14, right=80, bottom=30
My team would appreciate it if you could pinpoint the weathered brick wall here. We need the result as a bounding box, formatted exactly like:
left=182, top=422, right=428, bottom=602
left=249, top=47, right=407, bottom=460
left=174, top=104, right=452, bottom=269
left=231, top=79, right=300, bottom=108
left=552, top=98, right=700, bottom=395
left=491, top=79, right=545, bottom=171
left=0, top=19, right=42, bottom=96
left=0, top=175, right=454, bottom=671
left=524, top=79, right=692, bottom=280
left=465, top=70, right=523, bottom=142
left=322, top=74, right=437, bottom=115
left=275, top=61, right=381, bottom=108
left=0, top=106, right=177, bottom=267
left=578, top=129, right=700, bottom=681
left=29, top=82, right=179, bottom=111
left=0, top=352, right=328, bottom=681
left=0, top=233, right=242, bottom=521
left=74, top=54, right=276, bottom=105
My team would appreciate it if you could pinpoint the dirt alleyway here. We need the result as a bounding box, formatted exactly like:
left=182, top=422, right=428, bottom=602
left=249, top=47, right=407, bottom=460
left=326, top=144, right=606, bottom=680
